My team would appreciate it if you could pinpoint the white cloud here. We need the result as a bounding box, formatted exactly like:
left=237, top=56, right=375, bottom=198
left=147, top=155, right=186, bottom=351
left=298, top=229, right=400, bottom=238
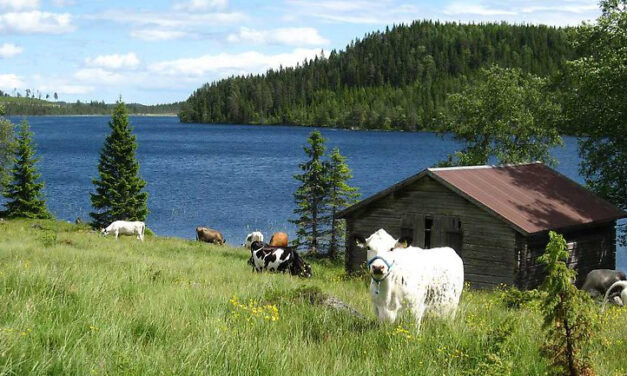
left=0, top=0, right=38, bottom=11
left=227, top=27, right=329, bottom=46
left=130, top=29, right=190, bottom=41
left=0, top=11, right=74, bottom=34
left=0, top=73, right=24, bottom=89
left=74, top=68, right=125, bottom=84
left=521, top=4, right=598, bottom=14
left=444, top=3, right=517, bottom=16
left=0, top=42, right=22, bottom=58
left=38, top=84, right=93, bottom=95
left=148, top=48, right=321, bottom=77
left=285, top=0, right=423, bottom=24
left=52, top=0, right=75, bottom=6
left=88, top=9, right=245, bottom=29
left=86, top=4, right=245, bottom=41
left=85, top=53, right=140, bottom=70
left=173, top=0, right=228, bottom=11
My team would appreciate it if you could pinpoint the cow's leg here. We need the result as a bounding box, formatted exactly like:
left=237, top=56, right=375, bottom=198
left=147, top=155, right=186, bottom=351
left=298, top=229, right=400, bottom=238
left=114, top=230, right=119, bottom=240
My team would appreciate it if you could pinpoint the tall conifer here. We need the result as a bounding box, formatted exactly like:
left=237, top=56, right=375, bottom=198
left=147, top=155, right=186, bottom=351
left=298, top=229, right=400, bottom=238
left=3, top=119, right=52, bottom=219
left=90, top=101, right=148, bottom=228
left=290, top=131, right=330, bottom=254
left=327, top=147, right=359, bottom=259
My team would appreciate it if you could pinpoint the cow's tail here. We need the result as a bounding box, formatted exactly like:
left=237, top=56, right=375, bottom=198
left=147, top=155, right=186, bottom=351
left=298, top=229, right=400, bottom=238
left=602, top=281, right=627, bottom=311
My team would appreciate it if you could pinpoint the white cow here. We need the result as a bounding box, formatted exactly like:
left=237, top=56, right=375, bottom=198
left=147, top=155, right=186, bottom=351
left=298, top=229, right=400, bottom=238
left=101, top=220, right=145, bottom=241
left=356, top=229, right=464, bottom=328
left=243, top=231, right=264, bottom=248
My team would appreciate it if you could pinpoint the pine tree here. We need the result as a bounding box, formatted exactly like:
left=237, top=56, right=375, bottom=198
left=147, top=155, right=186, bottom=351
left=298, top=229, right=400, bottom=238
left=2, top=119, right=52, bottom=219
left=90, top=101, right=148, bottom=229
left=290, top=131, right=330, bottom=254
left=327, top=147, right=359, bottom=259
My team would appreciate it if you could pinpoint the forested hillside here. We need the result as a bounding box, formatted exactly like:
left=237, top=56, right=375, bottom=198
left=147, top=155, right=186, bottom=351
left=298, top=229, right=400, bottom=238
left=179, top=21, right=574, bottom=130
left=1, top=96, right=181, bottom=116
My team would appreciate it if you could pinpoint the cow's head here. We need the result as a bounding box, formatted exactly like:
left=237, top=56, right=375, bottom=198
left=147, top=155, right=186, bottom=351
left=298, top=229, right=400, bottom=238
left=100, top=228, right=108, bottom=237
left=354, top=229, right=397, bottom=260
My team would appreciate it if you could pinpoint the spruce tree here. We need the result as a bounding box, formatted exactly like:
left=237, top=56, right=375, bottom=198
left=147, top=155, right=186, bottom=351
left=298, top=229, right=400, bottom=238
left=327, top=147, right=359, bottom=259
left=538, top=231, right=596, bottom=376
left=290, top=131, right=330, bottom=254
left=90, top=101, right=148, bottom=229
left=2, top=119, right=52, bottom=219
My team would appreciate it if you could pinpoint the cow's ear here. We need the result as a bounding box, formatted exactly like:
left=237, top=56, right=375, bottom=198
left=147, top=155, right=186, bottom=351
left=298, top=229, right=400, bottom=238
left=354, top=235, right=366, bottom=248
left=395, top=236, right=413, bottom=249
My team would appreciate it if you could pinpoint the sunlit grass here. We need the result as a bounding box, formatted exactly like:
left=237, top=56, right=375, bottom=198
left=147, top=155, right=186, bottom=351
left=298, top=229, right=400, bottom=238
left=0, top=218, right=625, bottom=375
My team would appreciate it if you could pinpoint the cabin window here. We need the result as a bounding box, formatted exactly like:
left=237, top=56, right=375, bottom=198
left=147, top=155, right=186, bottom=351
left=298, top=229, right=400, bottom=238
left=424, top=216, right=433, bottom=249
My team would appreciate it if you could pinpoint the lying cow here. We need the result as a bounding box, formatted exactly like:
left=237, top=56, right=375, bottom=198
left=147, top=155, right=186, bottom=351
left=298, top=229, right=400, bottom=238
left=243, top=231, right=264, bottom=248
left=581, top=269, right=626, bottom=299
left=603, top=281, right=627, bottom=309
left=249, top=241, right=312, bottom=278
left=196, top=226, right=225, bottom=245
left=269, top=232, right=288, bottom=247
left=355, top=229, right=464, bottom=328
left=101, top=220, right=145, bottom=241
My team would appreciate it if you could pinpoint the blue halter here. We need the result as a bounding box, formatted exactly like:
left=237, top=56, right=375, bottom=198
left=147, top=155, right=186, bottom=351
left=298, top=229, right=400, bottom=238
left=367, top=255, right=395, bottom=294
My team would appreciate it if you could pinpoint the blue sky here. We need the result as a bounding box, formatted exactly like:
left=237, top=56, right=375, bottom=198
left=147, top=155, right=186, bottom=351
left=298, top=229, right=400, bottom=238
left=0, top=0, right=600, bottom=105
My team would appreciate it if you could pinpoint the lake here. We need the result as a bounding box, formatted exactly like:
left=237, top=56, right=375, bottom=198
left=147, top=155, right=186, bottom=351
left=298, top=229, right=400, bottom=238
left=4, top=115, right=626, bottom=271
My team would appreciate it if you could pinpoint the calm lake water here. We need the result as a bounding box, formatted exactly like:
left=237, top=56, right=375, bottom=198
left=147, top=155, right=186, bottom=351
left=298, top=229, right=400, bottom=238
left=4, top=115, right=626, bottom=271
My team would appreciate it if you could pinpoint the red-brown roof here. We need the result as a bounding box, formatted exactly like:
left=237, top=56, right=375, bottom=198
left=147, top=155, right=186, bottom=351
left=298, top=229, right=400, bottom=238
left=338, top=162, right=626, bottom=235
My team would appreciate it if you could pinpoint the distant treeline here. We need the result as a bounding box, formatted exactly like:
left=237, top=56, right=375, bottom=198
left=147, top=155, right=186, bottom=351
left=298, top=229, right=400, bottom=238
left=2, top=97, right=181, bottom=116
left=179, top=20, right=574, bottom=130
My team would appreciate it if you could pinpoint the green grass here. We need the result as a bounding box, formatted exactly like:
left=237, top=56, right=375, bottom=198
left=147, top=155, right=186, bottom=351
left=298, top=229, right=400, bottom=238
left=0, top=219, right=625, bottom=375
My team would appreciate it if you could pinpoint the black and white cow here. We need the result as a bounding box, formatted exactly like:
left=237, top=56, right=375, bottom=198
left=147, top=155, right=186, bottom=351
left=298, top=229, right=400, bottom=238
left=248, top=241, right=312, bottom=278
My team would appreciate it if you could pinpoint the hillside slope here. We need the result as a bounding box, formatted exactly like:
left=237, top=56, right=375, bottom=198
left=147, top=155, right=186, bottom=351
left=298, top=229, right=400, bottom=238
left=0, top=219, right=624, bottom=375
left=1, top=96, right=181, bottom=116
left=180, top=21, right=573, bottom=130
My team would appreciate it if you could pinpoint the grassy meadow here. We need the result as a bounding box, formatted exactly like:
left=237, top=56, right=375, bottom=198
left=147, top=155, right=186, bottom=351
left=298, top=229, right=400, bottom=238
left=0, top=219, right=625, bottom=376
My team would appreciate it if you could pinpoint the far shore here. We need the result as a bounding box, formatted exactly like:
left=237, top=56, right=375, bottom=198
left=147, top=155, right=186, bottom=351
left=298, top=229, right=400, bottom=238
left=7, top=113, right=179, bottom=117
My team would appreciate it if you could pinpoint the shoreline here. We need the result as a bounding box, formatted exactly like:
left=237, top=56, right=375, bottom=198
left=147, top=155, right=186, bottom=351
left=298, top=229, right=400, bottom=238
left=6, top=113, right=179, bottom=118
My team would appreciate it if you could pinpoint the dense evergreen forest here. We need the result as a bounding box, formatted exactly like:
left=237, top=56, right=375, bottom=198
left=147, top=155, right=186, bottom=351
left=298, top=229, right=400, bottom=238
left=179, top=21, right=574, bottom=130
left=1, top=96, right=180, bottom=116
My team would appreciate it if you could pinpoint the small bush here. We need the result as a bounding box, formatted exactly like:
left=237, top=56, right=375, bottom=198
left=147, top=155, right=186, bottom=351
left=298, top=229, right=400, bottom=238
left=498, top=287, right=545, bottom=309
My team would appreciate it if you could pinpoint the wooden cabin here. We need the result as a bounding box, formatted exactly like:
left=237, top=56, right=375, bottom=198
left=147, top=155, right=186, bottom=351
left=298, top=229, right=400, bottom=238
left=338, top=163, right=626, bottom=289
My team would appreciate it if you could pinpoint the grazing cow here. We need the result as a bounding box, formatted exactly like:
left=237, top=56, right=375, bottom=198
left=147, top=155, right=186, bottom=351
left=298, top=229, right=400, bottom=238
left=196, top=226, right=225, bottom=245
left=581, top=269, right=626, bottom=298
left=101, top=220, right=145, bottom=241
left=603, top=281, right=627, bottom=308
left=355, top=229, right=464, bottom=328
left=249, top=241, right=312, bottom=278
left=243, top=231, right=264, bottom=248
left=269, top=232, right=288, bottom=247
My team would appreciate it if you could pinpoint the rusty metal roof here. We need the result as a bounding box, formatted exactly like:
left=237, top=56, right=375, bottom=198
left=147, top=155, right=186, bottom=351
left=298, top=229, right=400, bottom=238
left=338, top=162, right=626, bottom=235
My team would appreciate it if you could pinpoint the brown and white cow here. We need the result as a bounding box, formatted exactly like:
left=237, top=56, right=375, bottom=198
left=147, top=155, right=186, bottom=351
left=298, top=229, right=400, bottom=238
left=196, top=226, right=225, bottom=245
